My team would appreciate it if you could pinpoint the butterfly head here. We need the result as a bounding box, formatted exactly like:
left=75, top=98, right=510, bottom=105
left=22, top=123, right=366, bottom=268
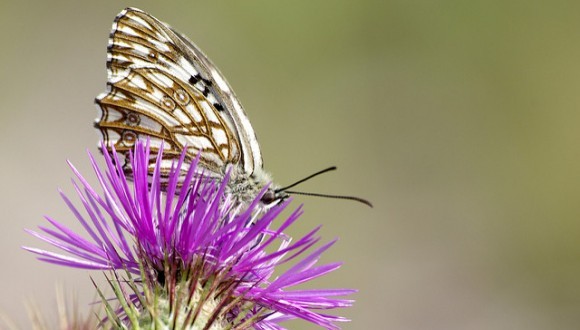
left=226, top=166, right=287, bottom=207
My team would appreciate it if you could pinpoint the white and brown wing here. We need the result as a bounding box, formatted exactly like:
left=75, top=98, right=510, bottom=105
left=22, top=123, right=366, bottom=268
left=95, top=7, right=262, bottom=179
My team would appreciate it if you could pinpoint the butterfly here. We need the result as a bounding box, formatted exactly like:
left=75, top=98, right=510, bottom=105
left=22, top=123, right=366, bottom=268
left=95, top=7, right=283, bottom=205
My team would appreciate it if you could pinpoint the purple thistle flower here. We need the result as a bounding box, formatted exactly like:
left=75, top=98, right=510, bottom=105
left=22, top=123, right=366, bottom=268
left=25, top=142, right=355, bottom=329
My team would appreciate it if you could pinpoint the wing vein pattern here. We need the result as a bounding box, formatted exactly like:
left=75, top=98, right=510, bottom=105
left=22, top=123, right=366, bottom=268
left=95, top=8, right=263, bottom=181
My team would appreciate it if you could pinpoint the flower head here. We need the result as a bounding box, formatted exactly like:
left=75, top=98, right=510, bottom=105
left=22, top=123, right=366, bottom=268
left=25, top=142, right=355, bottom=329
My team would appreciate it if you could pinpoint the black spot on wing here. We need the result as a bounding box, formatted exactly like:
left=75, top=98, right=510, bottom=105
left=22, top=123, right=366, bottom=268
left=188, top=74, right=200, bottom=85
left=213, top=103, right=224, bottom=111
left=201, top=77, right=213, bottom=86
left=189, top=74, right=213, bottom=98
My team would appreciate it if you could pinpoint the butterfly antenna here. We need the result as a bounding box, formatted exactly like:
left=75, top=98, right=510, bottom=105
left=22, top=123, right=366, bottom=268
left=275, top=166, right=337, bottom=192
left=285, top=190, right=373, bottom=208
left=275, top=166, right=372, bottom=207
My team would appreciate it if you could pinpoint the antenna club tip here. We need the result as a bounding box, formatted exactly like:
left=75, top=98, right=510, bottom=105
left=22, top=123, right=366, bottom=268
left=354, top=197, right=373, bottom=208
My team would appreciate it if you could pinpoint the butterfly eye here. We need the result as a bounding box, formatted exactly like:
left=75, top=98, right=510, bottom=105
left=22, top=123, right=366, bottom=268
left=160, top=96, right=176, bottom=111
left=260, top=190, right=278, bottom=205
left=173, top=89, right=190, bottom=105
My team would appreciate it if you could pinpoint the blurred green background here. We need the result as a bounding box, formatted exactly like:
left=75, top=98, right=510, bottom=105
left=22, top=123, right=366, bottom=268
left=2, top=0, right=580, bottom=329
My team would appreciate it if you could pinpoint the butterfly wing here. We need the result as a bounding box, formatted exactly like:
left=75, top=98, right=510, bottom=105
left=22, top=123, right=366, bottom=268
left=95, top=7, right=262, bottom=178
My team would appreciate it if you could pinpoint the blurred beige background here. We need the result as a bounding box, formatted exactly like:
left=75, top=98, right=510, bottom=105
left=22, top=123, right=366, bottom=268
left=2, top=0, right=580, bottom=329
